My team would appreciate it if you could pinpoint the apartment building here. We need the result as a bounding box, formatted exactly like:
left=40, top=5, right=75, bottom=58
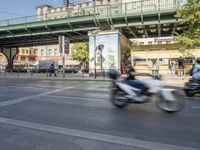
left=36, top=0, right=186, bottom=21
left=14, top=47, right=38, bottom=67
left=35, top=44, right=79, bottom=68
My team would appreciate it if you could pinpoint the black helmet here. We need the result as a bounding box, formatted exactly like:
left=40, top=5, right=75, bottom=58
left=197, top=57, right=200, bottom=64
left=107, top=69, right=121, bottom=80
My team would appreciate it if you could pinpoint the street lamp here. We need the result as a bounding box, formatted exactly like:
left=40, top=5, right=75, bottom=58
left=97, top=44, right=104, bottom=73
left=89, top=30, right=100, bottom=78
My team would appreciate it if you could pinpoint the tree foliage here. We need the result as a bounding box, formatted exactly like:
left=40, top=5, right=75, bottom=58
left=175, top=0, right=200, bottom=47
left=71, top=43, right=89, bottom=66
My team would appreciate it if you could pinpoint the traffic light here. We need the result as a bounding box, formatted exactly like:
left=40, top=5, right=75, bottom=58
left=64, top=37, right=69, bottom=55
left=58, top=35, right=70, bottom=54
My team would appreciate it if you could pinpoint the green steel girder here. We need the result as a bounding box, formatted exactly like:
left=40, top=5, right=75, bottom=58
left=0, top=9, right=178, bottom=32
left=0, top=0, right=186, bottom=48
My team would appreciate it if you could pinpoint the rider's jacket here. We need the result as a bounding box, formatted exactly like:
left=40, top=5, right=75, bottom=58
left=193, top=63, right=200, bottom=80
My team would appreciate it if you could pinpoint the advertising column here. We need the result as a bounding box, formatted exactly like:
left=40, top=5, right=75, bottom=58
left=89, top=31, right=121, bottom=75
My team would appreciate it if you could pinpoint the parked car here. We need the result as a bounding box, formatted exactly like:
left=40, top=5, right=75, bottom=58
left=30, top=66, right=49, bottom=73
left=64, top=68, right=78, bottom=73
left=13, top=67, right=28, bottom=73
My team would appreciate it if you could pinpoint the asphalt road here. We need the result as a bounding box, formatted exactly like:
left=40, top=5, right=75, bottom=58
left=0, top=78, right=199, bottom=150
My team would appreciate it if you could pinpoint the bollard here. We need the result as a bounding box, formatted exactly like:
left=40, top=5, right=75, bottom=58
left=103, top=69, right=105, bottom=79
left=31, top=69, right=33, bottom=78
left=17, top=69, right=19, bottom=78
left=4, top=69, right=6, bottom=77
left=82, top=71, right=84, bottom=79
left=46, top=70, right=48, bottom=78
left=62, top=70, right=65, bottom=78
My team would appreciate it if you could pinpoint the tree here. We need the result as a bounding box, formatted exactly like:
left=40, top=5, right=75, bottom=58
left=71, top=43, right=89, bottom=68
left=175, top=0, right=200, bottom=47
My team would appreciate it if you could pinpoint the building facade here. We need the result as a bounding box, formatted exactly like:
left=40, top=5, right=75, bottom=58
left=14, top=47, right=38, bottom=68
left=36, top=0, right=186, bottom=21
left=34, top=44, right=80, bottom=68
left=131, top=37, right=200, bottom=75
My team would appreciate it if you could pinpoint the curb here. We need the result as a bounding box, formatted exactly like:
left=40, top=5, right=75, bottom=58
left=0, top=77, right=111, bottom=82
left=0, top=77, right=187, bottom=87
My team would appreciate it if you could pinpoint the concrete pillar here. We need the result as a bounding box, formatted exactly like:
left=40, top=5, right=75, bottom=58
left=0, top=48, right=18, bottom=71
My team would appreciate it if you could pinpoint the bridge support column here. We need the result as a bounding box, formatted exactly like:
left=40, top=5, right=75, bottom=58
left=0, top=48, right=19, bottom=71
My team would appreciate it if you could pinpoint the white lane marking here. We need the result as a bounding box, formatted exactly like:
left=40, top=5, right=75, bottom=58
left=72, top=82, right=80, bottom=83
left=0, top=117, right=197, bottom=150
left=4, top=85, right=46, bottom=90
left=45, top=95, right=106, bottom=102
left=191, top=106, right=200, bottom=109
left=0, top=85, right=78, bottom=107
left=0, top=84, right=59, bottom=88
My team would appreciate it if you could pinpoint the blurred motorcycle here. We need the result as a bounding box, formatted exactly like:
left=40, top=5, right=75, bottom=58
left=108, top=70, right=185, bottom=113
left=183, top=79, right=200, bottom=97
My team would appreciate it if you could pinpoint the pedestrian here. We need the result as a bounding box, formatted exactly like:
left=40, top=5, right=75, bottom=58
left=154, top=59, right=160, bottom=76
left=171, top=59, right=176, bottom=76
left=168, top=59, right=172, bottom=75
left=178, top=56, right=185, bottom=78
left=49, top=62, right=57, bottom=77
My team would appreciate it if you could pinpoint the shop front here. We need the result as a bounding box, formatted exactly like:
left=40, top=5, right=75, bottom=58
left=131, top=44, right=200, bottom=75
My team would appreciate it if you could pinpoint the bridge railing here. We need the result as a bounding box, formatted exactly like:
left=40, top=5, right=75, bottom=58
left=0, top=0, right=185, bottom=27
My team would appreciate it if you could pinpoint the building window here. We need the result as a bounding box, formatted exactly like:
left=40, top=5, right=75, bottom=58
left=148, top=41, right=153, bottom=45
left=41, top=49, right=44, bottom=56
left=158, top=41, right=162, bottom=44
left=21, top=56, right=26, bottom=61
left=49, top=49, right=52, bottom=56
left=22, top=49, right=25, bottom=54
left=26, top=50, right=28, bottom=54
left=139, top=42, right=144, bottom=45
left=54, top=49, right=57, bottom=56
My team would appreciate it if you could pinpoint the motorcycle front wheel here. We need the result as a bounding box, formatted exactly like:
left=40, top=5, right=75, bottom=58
left=157, top=91, right=185, bottom=113
left=185, top=91, right=195, bottom=97
left=110, top=90, right=128, bottom=108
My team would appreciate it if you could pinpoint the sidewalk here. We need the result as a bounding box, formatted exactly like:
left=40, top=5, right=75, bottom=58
left=0, top=73, right=190, bottom=87
left=161, top=75, right=190, bottom=87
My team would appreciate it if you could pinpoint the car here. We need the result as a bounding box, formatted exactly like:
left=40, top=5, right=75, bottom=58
left=13, top=67, right=28, bottom=73
left=64, top=68, right=78, bottom=73
left=30, top=67, right=49, bottom=73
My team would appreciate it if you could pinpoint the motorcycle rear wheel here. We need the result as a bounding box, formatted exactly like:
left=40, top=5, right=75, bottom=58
left=185, top=91, right=195, bottom=97
left=110, top=90, right=128, bottom=108
left=157, top=91, right=185, bottom=113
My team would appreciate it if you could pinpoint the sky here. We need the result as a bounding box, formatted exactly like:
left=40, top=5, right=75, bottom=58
left=0, top=0, right=66, bottom=20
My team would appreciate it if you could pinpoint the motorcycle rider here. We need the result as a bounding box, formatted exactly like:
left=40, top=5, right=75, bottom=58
left=192, top=57, right=200, bottom=81
left=123, top=65, right=149, bottom=96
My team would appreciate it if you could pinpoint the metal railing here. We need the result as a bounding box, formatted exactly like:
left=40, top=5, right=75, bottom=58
left=0, top=0, right=184, bottom=27
left=0, top=68, right=192, bottom=80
